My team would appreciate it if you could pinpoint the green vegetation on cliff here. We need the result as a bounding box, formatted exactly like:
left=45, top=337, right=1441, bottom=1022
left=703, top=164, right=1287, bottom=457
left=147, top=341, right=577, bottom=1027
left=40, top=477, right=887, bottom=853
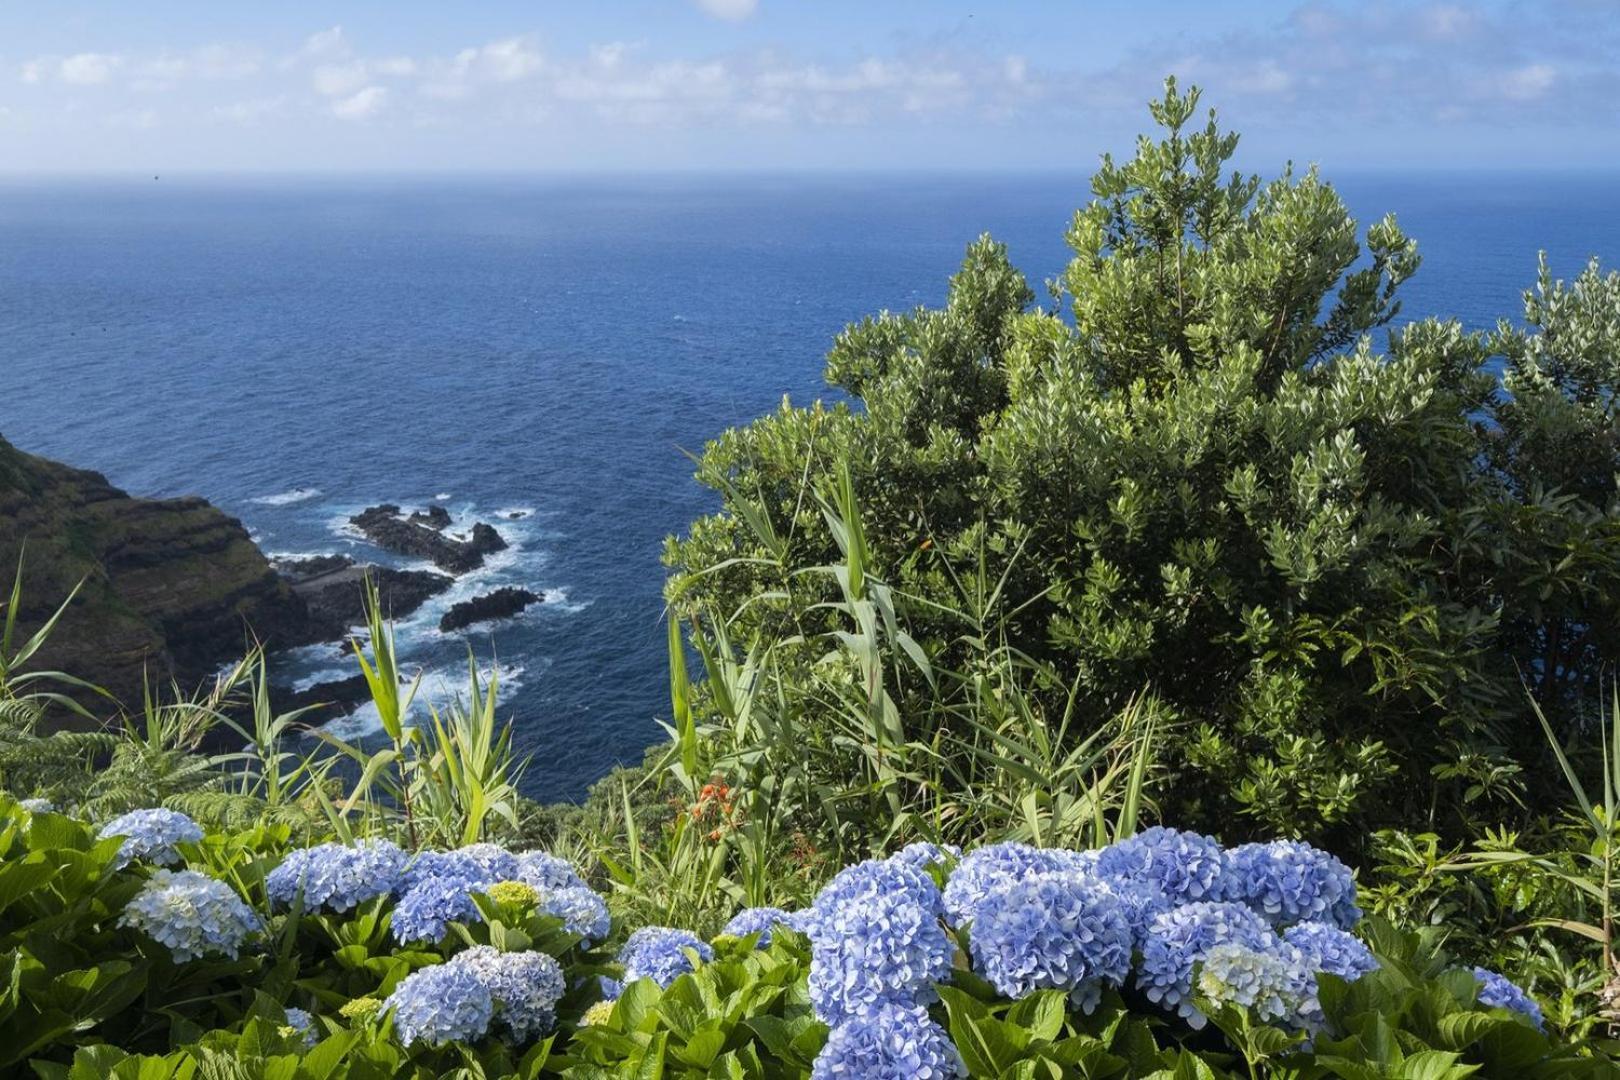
left=0, top=433, right=320, bottom=714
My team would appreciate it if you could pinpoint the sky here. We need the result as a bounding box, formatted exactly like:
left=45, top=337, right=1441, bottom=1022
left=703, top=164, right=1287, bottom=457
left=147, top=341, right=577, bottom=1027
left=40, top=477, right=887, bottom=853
left=2, top=0, right=1617, bottom=173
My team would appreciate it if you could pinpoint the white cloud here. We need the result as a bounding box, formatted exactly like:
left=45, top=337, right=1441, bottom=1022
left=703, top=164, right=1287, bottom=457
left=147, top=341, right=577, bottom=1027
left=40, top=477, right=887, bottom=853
left=1501, top=63, right=1556, bottom=101
left=330, top=84, right=387, bottom=119
left=418, top=36, right=542, bottom=100
left=59, top=52, right=122, bottom=85
left=374, top=56, right=417, bottom=77
left=294, top=26, right=349, bottom=63
left=694, top=0, right=758, bottom=20
left=452, top=37, right=543, bottom=83
left=312, top=62, right=370, bottom=96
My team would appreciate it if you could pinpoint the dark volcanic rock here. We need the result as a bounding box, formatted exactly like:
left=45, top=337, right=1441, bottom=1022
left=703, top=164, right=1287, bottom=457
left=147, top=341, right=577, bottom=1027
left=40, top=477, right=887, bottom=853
left=469, top=522, right=507, bottom=555
left=0, top=433, right=329, bottom=717
left=274, top=554, right=352, bottom=580
left=349, top=504, right=505, bottom=574
left=275, top=553, right=453, bottom=629
left=408, top=505, right=451, bottom=530
left=439, top=587, right=542, bottom=633
left=276, top=673, right=375, bottom=720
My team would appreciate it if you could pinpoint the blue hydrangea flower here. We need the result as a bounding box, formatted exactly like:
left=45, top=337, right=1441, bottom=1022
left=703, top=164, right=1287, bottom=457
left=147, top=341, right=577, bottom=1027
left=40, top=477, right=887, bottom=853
left=282, top=1006, right=318, bottom=1049
left=98, top=808, right=204, bottom=869
left=890, top=842, right=961, bottom=872
left=807, top=860, right=954, bottom=1025
left=391, top=875, right=485, bottom=944
left=536, top=884, right=611, bottom=943
left=968, top=871, right=1132, bottom=1011
left=616, top=927, right=714, bottom=991
left=1472, top=967, right=1546, bottom=1031
left=723, top=906, right=797, bottom=947
left=19, top=797, right=54, bottom=813
left=598, top=975, right=623, bottom=1000
left=1098, top=876, right=1172, bottom=948
left=450, top=945, right=566, bottom=1043
left=400, top=843, right=519, bottom=894
left=119, top=869, right=258, bottom=962
left=941, top=843, right=1089, bottom=926
left=386, top=962, right=495, bottom=1046
left=390, top=845, right=542, bottom=944
left=267, top=839, right=407, bottom=914
left=1196, top=942, right=1318, bottom=1028
left=1136, top=901, right=1274, bottom=1025
left=1283, top=922, right=1378, bottom=981
left=811, top=1001, right=964, bottom=1079
left=1222, top=841, right=1361, bottom=928
left=514, top=850, right=588, bottom=891
left=1096, top=827, right=1228, bottom=906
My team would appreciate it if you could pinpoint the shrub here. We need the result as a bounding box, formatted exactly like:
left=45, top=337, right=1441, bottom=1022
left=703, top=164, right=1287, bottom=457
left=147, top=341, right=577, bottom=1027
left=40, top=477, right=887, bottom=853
left=5, top=792, right=1614, bottom=1076
left=664, top=77, right=1620, bottom=851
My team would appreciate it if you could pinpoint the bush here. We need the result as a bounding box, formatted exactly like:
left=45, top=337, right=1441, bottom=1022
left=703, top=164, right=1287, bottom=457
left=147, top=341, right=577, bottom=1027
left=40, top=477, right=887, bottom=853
left=7, top=796, right=1611, bottom=1078
left=664, top=78, right=1620, bottom=852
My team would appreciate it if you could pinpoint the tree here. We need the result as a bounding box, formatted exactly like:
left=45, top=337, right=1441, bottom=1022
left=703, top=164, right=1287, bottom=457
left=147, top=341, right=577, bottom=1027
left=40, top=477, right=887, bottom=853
left=664, top=79, right=1620, bottom=852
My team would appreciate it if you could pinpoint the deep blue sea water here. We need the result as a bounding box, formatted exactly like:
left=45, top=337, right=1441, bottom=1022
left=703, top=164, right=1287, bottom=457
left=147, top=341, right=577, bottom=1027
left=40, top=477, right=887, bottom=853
left=2, top=172, right=1616, bottom=801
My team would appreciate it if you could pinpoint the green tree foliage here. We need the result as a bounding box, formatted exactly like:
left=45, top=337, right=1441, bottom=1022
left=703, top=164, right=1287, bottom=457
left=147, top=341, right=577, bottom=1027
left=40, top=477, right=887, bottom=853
left=664, top=79, right=1620, bottom=852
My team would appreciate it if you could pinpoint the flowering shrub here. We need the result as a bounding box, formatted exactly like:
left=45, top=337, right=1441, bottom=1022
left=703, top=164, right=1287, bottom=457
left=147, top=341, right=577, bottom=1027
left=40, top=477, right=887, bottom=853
left=1195, top=942, right=1316, bottom=1027
left=806, top=858, right=954, bottom=1025
left=4, top=795, right=1609, bottom=1079
left=966, top=871, right=1132, bottom=1009
left=386, top=962, right=495, bottom=1047
left=722, top=905, right=798, bottom=946
left=97, top=807, right=203, bottom=868
left=119, top=868, right=258, bottom=961
left=391, top=871, right=486, bottom=944
left=400, top=842, right=519, bottom=894
left=1136, top=900, right=1275, bottom=1025
left=281, top=1006, right=318, bottom=1049
left=612, top=926, right=714, bottom=993
left=1283, top=920, right=1379, bottom=981
left=266, top=838, right=407, bottom=913
left=941, top=841, right=1091, bottom=924
left=810, top=1000, right=963, bottom=1079
left=1221, top=840, right=1361, bottom=928
left=534, top=882, right=611, bottom=942
left=1473, top=965, right=1548, bottom=1031
left=1095, top=825, right=1228, bottom=905
left=514, top=849, right=588, bottom=891
left=451, top=945, right=567, bottom=1042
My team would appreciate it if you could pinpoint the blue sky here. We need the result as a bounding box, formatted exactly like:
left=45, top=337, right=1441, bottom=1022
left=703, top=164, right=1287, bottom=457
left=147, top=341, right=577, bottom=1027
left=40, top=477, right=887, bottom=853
left=3, top=1, right=1617, bottom=172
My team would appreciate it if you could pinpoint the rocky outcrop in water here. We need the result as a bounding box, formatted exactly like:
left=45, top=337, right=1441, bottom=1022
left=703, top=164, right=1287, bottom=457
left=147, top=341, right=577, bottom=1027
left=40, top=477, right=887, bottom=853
left=348, top=504, right=507, bottom=574
left=276, top=672, right=376, bottom=719
left=274, top=554, right=453, bottom=628
left=0, top=434, right=329, bottom=715
left=408, top=505, right=451, bottom=530
left=439, top=587, right=542, bottom=633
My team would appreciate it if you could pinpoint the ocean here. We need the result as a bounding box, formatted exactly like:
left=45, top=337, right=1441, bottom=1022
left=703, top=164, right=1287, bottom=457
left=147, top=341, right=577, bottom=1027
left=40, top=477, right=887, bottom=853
left=2, top=171, right=1616, bottom=802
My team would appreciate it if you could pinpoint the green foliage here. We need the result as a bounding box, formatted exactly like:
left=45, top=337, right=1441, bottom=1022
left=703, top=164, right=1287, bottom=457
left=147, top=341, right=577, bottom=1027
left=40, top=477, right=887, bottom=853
left=1368, top=686, right=1620, bottom=1037
left=1302, top=920, right=1619, bottom=1079
left=559, top=931, right=824, bottom=1078
left=664, top=78, right=1620, bottom=853
left=589, top=465, right=1159, bottom=935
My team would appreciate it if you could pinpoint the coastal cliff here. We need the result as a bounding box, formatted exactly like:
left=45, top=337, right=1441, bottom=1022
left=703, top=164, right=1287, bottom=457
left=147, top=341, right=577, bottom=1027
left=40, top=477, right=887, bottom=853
left=0, top=434, right=325, bottom=715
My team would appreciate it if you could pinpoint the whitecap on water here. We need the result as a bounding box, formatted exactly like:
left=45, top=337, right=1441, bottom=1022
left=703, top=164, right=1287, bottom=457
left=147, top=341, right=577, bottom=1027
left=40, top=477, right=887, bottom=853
left=250, top=487, right=322, bottom=506
left=316, top=659, right=528, bottom=742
